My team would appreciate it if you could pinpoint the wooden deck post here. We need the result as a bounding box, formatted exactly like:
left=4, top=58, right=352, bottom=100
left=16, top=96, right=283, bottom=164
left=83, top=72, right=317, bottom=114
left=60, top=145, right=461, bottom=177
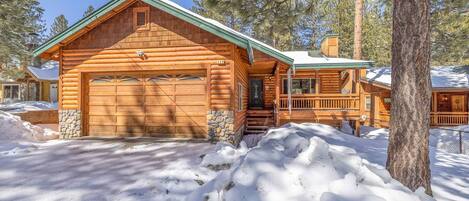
left=275, top=64, right=280, bottom=127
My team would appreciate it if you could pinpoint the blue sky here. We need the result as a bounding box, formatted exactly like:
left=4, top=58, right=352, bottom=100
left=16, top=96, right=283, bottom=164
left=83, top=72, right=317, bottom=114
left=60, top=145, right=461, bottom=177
left=39, top=0, right=194, bottom=34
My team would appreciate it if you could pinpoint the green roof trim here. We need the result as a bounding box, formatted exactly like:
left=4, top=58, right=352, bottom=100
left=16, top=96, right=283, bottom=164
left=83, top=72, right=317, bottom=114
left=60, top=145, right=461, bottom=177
left=294, top=62, right=373, bottom=69
left=33, top=0, right=294, bottom=65
left=33, top=0, right=127, bottom=57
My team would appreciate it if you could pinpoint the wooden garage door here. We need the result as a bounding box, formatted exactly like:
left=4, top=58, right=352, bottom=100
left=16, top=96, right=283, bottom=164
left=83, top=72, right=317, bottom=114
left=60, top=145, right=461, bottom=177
left=85, top=72, right=207, bottom=138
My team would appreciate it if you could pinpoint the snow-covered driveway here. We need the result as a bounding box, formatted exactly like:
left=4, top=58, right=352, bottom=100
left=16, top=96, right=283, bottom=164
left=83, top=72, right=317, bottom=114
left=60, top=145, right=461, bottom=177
left=0, top=140, right=215, bottom=201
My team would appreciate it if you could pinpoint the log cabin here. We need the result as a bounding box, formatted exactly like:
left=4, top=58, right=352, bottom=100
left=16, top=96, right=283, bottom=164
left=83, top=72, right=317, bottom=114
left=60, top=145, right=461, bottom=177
left=0, top=61, right=58, bottom=104
left=361, top=66, right=469, bottom=127
left=33, top=0, right=372, bottom=144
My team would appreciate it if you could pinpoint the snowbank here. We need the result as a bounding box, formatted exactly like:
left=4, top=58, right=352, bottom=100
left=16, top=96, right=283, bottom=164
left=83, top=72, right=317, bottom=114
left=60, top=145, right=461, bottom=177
left=0, top=101, right=57, bottom=113
left=0, top=111, right=58, bottom=155
left=190, top=123, right=434, bottom=201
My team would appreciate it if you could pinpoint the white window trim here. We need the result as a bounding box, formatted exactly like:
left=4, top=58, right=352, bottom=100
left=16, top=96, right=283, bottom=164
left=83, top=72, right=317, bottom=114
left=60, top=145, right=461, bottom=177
left=238, top=82, right=244, bottom=111
left=365, top=95, right=372, bottom=111
left=2, top=84, right=21, bottom=101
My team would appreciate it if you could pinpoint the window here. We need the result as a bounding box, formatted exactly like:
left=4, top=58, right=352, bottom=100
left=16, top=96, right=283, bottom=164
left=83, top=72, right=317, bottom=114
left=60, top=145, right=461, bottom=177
left=238, top=83, right=244, bottom=111
left=117, top=75, right=140, bottom=83
left=365, top=95, right=372, bottom=111
left=282, top=78, right=316, bottom=94
left=133, top=7, right=149, bottom=31
left=90, top=76, right=113, bottom=83
left=176, top=74, right=204, bottom=81
left=147, top=74, right=172, bottom=82
left=3, top=84, right=20, bottom=101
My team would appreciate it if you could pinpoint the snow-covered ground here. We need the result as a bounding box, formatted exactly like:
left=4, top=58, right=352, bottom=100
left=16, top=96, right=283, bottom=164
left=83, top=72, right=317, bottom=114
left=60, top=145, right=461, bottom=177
left=1, top=109, right=467, bottom=201
left=196, top=124, right=468, bottom=201
left=0, top=101, right=57, bottom=113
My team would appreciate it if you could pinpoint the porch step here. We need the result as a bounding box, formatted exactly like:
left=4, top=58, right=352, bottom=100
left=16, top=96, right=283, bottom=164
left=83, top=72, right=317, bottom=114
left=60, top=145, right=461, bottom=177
left=244, top=110, right=275, bottom=135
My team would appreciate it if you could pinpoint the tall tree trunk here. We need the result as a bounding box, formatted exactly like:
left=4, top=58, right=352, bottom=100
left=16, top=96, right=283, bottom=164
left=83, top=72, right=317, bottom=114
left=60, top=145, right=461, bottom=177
left=353, top=0, right=363, bottom=60
left=387, top=0, right=432, bottom=195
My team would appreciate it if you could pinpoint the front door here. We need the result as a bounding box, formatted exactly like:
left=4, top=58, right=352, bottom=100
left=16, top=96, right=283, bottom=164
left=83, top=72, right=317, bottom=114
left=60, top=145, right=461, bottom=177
left=451, top=95, right=466, bottom=112
left=249, top=79, right=264, bottom=108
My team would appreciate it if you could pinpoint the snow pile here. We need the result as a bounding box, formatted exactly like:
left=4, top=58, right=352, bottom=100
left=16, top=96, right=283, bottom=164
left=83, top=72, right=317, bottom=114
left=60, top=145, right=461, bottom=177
left=200, top=142, right=248, bottom=170
left=0, top=101, right=57, bottom=113
left=0, top=111, right=58, bottom=141
left=242, top=134, right=265, bottom=148
left=190, top=123, right=433, bottom=201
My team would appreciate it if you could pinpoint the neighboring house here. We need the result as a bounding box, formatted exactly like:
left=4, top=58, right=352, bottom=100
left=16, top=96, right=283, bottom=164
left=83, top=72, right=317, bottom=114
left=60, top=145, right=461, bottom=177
left=33, top=0, right=371, bottom=143
left=1, top=62, right=58, bottom=104
left=361, top=67, right=469, bottom=127
left=0, top=78, right=22, bottom=104
left=24, top=61, right=59, bottom=102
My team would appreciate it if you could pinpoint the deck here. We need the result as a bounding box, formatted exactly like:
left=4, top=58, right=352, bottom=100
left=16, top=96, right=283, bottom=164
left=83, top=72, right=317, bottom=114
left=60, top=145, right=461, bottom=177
left=379, top=111, right=469, bottom=127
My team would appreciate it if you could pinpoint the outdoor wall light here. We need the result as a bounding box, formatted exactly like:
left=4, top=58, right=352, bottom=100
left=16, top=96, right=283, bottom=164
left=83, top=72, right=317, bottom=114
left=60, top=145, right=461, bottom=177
left=136, top=50, right=145, bottom=57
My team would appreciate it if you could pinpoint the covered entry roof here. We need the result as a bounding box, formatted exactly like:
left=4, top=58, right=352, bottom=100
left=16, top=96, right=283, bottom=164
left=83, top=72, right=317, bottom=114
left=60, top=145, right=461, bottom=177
left=283, top=51, right=373, bottom=69
left=33, top=0, right=294, bottom=65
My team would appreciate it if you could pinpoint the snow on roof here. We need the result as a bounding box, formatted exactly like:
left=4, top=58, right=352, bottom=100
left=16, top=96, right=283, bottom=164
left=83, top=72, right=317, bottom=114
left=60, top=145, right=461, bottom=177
left=27, top=61, right=58, bottom=81
left=283, top=51, right=372, bottom=67
left=366, top=66, right=469, bottom=89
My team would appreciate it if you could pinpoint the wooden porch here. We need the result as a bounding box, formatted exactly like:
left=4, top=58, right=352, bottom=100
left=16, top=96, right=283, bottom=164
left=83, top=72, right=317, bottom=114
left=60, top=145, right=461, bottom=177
left=378, top=111, right=469, bottom=127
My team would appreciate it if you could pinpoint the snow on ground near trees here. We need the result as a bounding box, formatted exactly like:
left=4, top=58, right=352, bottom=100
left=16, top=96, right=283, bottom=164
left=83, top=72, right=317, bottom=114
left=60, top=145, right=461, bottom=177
left=197, top=123, right=468, bottom=201
left=0, top=111, right=58, bottom=156
left=192, top=123, right=435, bottom=201
left=0, top=101, right=57, bottom=113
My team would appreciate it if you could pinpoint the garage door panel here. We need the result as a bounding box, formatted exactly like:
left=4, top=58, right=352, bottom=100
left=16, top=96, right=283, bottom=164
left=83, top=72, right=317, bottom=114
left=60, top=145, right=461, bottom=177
left=89, top=115, right=116, bottom=125
left=89, top=125, right=116, bottom=136
left=117, top=96, right=144, bottom=106
left=116, top=126, right=145, bottom=136
left=145, top=85, right=174, bottom=95
left=146, top=126, right=175, bottom=135
left=146, top=116, right=174, bottom=124
left=87, top=72, right=207, bottom=138
left=116, top=85, right=144, bottom=95
left=176, top=95, right=205, bottom=105
left=145, top=95, right=174, bottom=105
left=89, top=105, right=115, bottom=115
left=116, top=115, right=145, bottom=126
left=89, top=85, right=115, bottom=95
left=145, top=106, right=174, bottom=115
left=89, top=96, right=116, bottom=105
left=175, top=84, right=206, bottom=95
left=116, top=106, right=145, bottom=114
left=176, top=106, right=206, bottom=114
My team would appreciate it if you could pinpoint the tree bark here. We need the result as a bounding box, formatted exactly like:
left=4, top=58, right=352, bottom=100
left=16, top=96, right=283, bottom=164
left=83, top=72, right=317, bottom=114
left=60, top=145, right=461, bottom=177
left=353, top=0, right=363, bottom=60
left=387, top=0, right=432, bottom=195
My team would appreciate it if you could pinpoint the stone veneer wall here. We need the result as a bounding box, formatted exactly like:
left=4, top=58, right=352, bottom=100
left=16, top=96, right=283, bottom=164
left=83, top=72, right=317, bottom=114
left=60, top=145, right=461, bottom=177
left=207, top=110, right=244, bottom=145
left=59, top=110, right=82, bottom=139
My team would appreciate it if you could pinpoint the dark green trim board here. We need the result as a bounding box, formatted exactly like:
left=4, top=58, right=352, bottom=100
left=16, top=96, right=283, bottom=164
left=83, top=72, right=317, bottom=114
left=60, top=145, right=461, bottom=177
left=33, top=0, right=294, bottom=65
left=247, top=41, right=254, bottom=64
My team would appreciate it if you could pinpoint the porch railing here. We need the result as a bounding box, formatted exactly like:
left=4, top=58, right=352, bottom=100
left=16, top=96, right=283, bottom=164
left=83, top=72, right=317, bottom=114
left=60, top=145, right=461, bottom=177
left=379, top=111, right=469, bottom=127
left=431, top=112, right=469, bottom=126
left=279, top=94, right=360, bottom=111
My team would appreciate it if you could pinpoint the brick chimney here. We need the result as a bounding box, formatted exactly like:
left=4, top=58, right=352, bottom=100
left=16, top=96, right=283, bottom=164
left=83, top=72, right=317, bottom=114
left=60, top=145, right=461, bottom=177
left=320, top=34, right=339, bottom=58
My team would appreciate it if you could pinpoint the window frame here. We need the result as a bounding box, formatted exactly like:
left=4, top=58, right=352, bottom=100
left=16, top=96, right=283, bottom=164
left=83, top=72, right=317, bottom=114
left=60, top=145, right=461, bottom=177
left=237, top=82, right=244, bottom=111
left=282, top=78, right=317, bottom=95
left=133, top=7, right=150, bottom=31
left=3, top=84, right=21, bottom=101
left=365, top=95, right=372, bottom=111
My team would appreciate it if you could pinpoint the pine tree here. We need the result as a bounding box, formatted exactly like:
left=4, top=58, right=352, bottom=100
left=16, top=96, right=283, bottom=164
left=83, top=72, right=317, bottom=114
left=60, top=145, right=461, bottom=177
left=387, top=0, right=432, bottom=195
left=49, top=15, right=69, bottom=38
left=83, top=5, right=95, bottom=17
left=431, top=0, right=469, bottom=65
left=0, top=0, right=44, bottom=73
